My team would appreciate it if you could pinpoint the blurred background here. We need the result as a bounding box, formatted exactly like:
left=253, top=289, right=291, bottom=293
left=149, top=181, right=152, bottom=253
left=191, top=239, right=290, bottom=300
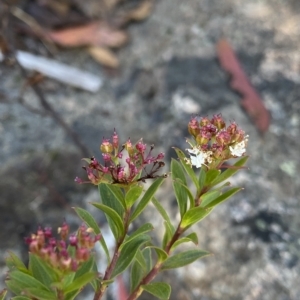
left=0, top=0, right=300, bottom=299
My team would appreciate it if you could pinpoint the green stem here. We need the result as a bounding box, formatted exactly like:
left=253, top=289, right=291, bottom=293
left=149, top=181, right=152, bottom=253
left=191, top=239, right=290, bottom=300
left=127, top=223, right=183, bottom=300
left=93, top=207, right=131, bottom=300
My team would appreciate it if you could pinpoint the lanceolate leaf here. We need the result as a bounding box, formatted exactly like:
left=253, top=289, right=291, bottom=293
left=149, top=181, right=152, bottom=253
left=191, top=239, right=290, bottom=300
left=23, top=288, right=57, bottom=300
left=135, top=250, right=147, bottom=271
left=162, top=221, right=175, bottom=249
left=142, top=282, right=171, bottom=300
left=121, top=223, right=153, bottom=250
left=98, top=183, right=124, bottom=218
left=171, top=159, right=188, bottom=217
left=211, top=156, right=249, bottom=186
left=181, top=207, right=212, bottom=228
left=205, top=169, right=221, bottom=186
left=202, top=187, right=242, bottom=209
left=199, top=190, right=221, bottom=208
left=28, top=254, right=58, bottom=288
left=198, top=167, right=206, bottom=191
left=74, top=207, right=110, bottom=262
left=6, top=252, right=28, bottom=274
left=64, top=272, right=97, bottom=294
left=143, top=248, right=152, bottom=273
left=161, top=249, right=210, bottom=270
left=91, top=203, right=124, bottom=239
left=146, top=246, right=168, bottom=262
left=8, top=270, right=51, bottom=291
left=111, top=235, right=150, bottom=278
left=151, top=197, right=174, bottom=232
left=125, top=185, right=144, bottom=208
left=106, top=184, right=126, bottom=209
left=173, top=147, right=199, bottom=189
left=130, top=177, right=164, bottom=223
left=130, top=259, right=145, bottom=292
left=170, top=232, right=198, bottom=251
left=74, top=257, right=95, bottom=279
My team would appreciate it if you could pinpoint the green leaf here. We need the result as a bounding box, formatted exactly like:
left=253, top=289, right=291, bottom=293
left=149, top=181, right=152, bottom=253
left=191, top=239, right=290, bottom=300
left=11, top=297, right=31, bottom=300
left=28, top=254, right=58, bottom=288
left=105, top=184, right=126, bottom=210
left=6, top=279, right=23, bottom=295
left=171, top=159, right=188, bottom=217
left=121, top=223, right=154, bottom=250
left=125, top=185, right=144, bottom=208
left=25, top=288, right=57, bottom=300
left=205, top=169, right=221, bottom=185
left=162, top=221, right=175, bottom=249
left=91, top=203, right=124, bottom=240
left=89, top=260, right=101, bottom=292
left=181, top=207, right=212, bottom=228
left=64, top=272, right=97, bottom=294
left=134, top=250, right=147, bottom=271
left=0, top=289, right=7, bottom=300
left=143, top=248, right=152, bottom=273
left=6, top=252, right=28, bottom=273
left=142, top=282, right=171, bottom=300
left=61, top=273, right=76, bottom=290
left=7, top=270, right=50, bottom=292
left=130, top=177, right=164, bottom=223
left=210, top=156, right=249, bottom=186
left=199, top=190, right=222, bottom=208
left=130, top=259, right=145, bottom=292
left=98, top=183, right=124, bottom=218
left=173, top=147, right=199, bottom=189
left=111, top=235, right=150, bottom=278
left=202, top=187, right=242, bottom=209
left=151, top=197, right=174, bottom=232
left=198, top=167, right=206, bottom=191
left=146, top=246, right=168, bottom=262
left=170, top=232, right=198, bottom=251
left=74, top=256, right=95, bottom=279
left=74, top=207, right=110, bottom=262
left=161, top=249, right=210, bottom=270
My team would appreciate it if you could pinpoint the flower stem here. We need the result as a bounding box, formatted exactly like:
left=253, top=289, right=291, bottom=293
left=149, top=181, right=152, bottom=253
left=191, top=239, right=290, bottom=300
left=127, top=223, right=183, bottom=300
left=93, top=208, right=131, bottom=300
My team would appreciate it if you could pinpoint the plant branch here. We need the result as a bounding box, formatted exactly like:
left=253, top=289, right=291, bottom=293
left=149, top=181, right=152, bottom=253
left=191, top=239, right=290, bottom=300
left=93, top=208, right=131, bottom=300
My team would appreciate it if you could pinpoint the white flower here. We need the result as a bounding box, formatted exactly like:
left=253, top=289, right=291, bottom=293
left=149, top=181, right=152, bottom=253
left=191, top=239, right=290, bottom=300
left=187, top=147, right=212, bottom=168
left=229, top=137, right=248, bottom=157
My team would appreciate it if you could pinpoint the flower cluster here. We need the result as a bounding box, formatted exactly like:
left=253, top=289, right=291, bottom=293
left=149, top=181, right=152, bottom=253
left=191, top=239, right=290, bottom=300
left=25, top=223, right=100, bottom=273
left=186, top=114, right=248, bottom=169
left=75, top=130, right=166, bottom=185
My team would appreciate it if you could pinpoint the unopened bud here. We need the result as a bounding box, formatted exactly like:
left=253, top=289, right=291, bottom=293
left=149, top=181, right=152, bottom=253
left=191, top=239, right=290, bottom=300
left=199, top=116, right=211, bottom=127
left=124, top=139, right=135, bottom=156
left=211, top=114, right=225, bottom=130
left=188, top=117, right=200, bottom=137
left=196, top=131, right=211, bottom=145
left=216, top=130, right=231, bottom=145
left=100, top=138, right=113, bottom=153
left=112, top=129, right=119, bottom=149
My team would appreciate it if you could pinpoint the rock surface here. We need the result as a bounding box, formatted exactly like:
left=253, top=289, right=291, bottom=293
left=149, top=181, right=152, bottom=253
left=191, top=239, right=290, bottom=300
left=1, top=0, right=300, bottom=299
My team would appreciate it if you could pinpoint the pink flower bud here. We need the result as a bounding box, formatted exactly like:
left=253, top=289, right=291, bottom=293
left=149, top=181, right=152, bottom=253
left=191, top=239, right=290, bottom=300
left=112, top=129, right=119, bottom=149
left=100, top=138, right=113, bottom=153
left=211, top=113, right=226, bottom=130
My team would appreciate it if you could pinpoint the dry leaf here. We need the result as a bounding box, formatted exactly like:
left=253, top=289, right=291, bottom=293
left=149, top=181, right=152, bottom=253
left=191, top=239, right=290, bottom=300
left=217, top=38, right=270, bottom=133
left=88, top=46, right=119, bottom=68
left=48, top=21, right=128, bottom=48
left=127, top=0, right=153, bottom=22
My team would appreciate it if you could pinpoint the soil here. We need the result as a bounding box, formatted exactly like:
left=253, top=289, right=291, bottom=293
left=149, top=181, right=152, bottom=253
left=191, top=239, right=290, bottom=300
left=1, top=0, right=300, bottom=299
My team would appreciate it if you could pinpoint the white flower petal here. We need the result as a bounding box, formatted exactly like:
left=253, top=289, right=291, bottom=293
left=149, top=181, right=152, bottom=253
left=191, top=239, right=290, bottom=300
left=229, top=140, right=247, bottom=157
